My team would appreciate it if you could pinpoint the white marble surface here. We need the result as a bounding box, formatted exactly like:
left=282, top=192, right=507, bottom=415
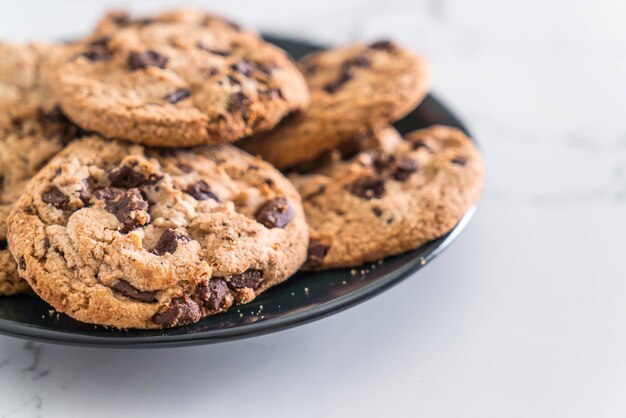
left=1, top=0, right=626, bottom=416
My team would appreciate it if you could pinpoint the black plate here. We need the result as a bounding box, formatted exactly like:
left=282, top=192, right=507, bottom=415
left=0, top=35, right=477, bottom=348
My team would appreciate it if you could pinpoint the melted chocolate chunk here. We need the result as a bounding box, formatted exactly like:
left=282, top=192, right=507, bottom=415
left=164, top=88, right=191, bottom=104
left=152, top=297, right=202, bottom=328
left=108, top=164, right=162, bottom=188
left=227, top=92, right=250, bottom=117
left=112, top=280, right=158, bottom=303
left=410, top=138, right=434, bottom=153
left=129, top=50, right=168, bottom=70
left=306, top=240, right=329, bottom=268
left=229, top=269, right=263, bottom=289
left=42, top=187, right=69, bottom=209
left=0, top=240, right=7, bottom=251
left=451, top=156, right=468, bottom=166
left=324, top=71, right=353, bottom=94
left=392, top=156, right=419, bottom=181
left=81, top=46, right=111, bottom=61
left=373, top=155, right=396, bottom=173
left=95, top=187, right=150, bottom=233
left=255, top=198, right=294, bottom=228
left=369, top=40, right=397, bottom=51
left=349, top=177, right=385, bottom=199
left=195, top=278, right=231, bottom=311
left=184, top=180, right=220, bottom=201
left=42, top=237, right=50, bottom=252
left=150, top=229, right=189, bottom=256
left=18, top=256, right=26, bottom=270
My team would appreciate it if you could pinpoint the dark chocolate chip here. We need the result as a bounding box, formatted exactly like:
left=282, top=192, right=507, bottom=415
left=108, top=164, right=162, bottom=188
left=410, top=138, right=434, bottom=152
left=324, top=71, right=353, bottom=94
left=95, top=187, right=150, bottom=233
left=369, top=40, right=397, bottom=51
left=81, top=47, right=111, bottom=61
left=129, top=50, right=168, bottom=70
left=349, top=177, right=386, bottom=199
left=112, top=279, right=158, bottom=303
left=164, top=88, right=191, bottom=104
left=373, top=155, right=396, bottom=173
left=42, top=238, right=50, bottom=252
left=0, top=240, right=7, bottom=251
left=150, top=229, right=189, bottom=256
left=196, top=278, right=231, bottom=311
left=227, top=92, right=250, bottom=114
left=229, top=269, right=263, bottom=289
left=392, top=157, right=419, bottom=181
left=255, top=197, right=294, bottom=228
left=451, top=156, right=468, bottom=166
left=23, top=205, right=35, bottom=215
left=78, top=179, right=92, bottom=205
left=152, top=297, right=202, bottom=328
left=184, top=180, right=220, bottom=201
left=18, top=256, right=26, bottom=271
left=42, top=187, right=69, bottom=209
left=372, top=207, right=383, bottom=217
left=306, top=240, right=329, bottom=268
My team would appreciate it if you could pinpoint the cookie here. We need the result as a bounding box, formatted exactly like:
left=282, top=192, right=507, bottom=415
left=7, top=136, right=308, bottom=329
left=93, top=8, right=258, bottom=39
left=0, top=42, right=60, bottom=115
left=239, top=40, right=431, bottom=169
left=289, top=125, right=483, bottom=269
left=51, top=20, right=310, bottom=147
left=0, top=42, right=82, bottom=295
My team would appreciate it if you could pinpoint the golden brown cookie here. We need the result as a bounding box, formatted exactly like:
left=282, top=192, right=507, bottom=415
left=239, top=40, right=431, bottom=169
left=289, top=126, right=483, bottom=269
left=52, top=20, right=309, bottom=147
left=7, top=136, right=308, bottom=329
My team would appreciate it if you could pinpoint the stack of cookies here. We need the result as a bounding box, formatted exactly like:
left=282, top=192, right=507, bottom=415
left=0, top=8, right=484, bottom=329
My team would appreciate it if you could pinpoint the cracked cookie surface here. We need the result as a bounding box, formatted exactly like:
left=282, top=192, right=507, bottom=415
left=239, top=40, right=431, bottom=169
left=289, top=125, right=483, bottom=269
left=52, top=19, right=309, bottom=147
left=0, top=42, right=83, bottom=295
left=7, top=136, right=308, bottom=328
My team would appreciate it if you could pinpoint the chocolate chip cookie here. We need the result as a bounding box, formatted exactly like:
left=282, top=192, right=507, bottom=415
left=289, top=125, right=483, bottom=269
left=239, top=40, right=431, bottom=169
left=52, top=20, right=310, bottom=147
left=0, top=42, right=84, bottom=295
left=93, top=8, right=258, bottom=39
left=7, top=136, right=308, bottom=328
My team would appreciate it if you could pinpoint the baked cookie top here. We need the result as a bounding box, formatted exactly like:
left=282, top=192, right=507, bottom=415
left=7, top=136, right=308, bottom=329
left=0, top=41, right=62, bottom=116
left=93, top=8, right=258, bottom=39
left=0, top=42, right=81, bottom=295
left=52, top=20, right=309, bottom=147
left=239, top=40, right=431, bottom=169
left=289, top=125, right=484, bottom=270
